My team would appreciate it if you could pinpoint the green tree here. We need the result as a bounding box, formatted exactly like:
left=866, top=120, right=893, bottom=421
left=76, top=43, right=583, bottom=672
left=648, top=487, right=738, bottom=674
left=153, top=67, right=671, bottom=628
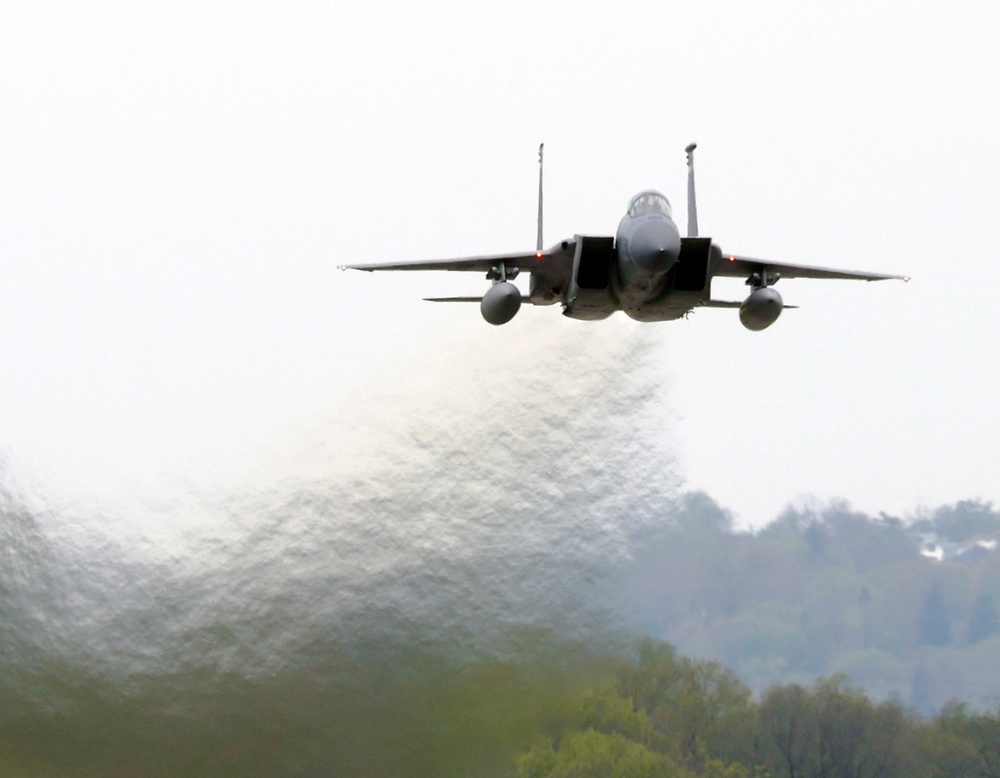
left=616, top=640, right=684, bottom=726
left=581, top=681, right=654, bottom=746
left=615, top=640, right=753, bottom=770
left=759, top=676, right=917, bottom=778
left=922, top=702, right=1000, bottom=778
left=670, top=658, right=753, bottom=769
left=811, top=675, right=911, bottom=778
left=516, top=730, right=680, bottom=778
left=759, top=683, right=815, bottom=778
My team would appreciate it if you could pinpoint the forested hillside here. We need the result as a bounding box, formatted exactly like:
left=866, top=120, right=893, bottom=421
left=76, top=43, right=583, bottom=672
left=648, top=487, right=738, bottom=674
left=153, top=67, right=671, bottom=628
left=621, top=494, right=1000, bottom=712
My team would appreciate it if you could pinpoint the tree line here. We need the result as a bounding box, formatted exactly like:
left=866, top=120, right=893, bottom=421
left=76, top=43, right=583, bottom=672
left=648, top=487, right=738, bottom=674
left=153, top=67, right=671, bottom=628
left=516, top=639, right=1000, bottom=778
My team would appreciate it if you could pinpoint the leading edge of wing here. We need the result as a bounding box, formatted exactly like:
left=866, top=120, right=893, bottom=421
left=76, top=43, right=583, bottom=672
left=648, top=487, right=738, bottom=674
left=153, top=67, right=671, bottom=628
left=716, top=255, right=909, bottom=282
left=423, top=295, right=533, bottom=303
left=339, top=244, right=575, bottom=274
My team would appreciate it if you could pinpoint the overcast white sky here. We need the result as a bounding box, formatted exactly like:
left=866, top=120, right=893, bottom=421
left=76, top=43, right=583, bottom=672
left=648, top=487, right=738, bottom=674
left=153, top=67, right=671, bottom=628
left=1, top=1, right=998, bottom=526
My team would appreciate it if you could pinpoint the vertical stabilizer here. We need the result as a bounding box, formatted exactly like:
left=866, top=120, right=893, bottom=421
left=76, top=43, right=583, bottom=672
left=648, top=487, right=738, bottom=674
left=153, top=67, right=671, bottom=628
left=685, top=142, right=698, bottom=238
left=536, top=143, right=544, bottom=252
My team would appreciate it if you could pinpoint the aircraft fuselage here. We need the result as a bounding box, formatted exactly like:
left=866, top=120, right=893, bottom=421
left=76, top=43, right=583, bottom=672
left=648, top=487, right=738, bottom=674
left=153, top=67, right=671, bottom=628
left=553, top=189, right=716, bottom=323
left=612, top=195, right=682, bottom=317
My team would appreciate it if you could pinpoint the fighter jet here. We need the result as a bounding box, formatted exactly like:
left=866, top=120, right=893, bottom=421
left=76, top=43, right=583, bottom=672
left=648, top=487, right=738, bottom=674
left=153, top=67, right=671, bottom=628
left=341, top=144, right=907, bottom=330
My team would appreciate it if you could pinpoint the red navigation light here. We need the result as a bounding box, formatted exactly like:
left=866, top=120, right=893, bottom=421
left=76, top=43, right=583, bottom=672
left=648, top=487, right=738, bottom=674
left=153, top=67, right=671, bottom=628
left=728, top=256, right=736, bottom=262
left=535, top=251, right=543, bottom=258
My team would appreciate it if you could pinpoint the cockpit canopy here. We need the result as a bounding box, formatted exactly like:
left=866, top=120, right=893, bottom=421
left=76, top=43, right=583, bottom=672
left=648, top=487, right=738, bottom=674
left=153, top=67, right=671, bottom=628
left=627, top=191, right=672, bottom=219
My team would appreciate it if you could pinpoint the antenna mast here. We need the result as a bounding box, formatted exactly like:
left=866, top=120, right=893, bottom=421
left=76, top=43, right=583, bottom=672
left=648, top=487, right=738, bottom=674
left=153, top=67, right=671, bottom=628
left=536, top=143, right=544, bottom=252
left=685, top=142, right=698, bottom=238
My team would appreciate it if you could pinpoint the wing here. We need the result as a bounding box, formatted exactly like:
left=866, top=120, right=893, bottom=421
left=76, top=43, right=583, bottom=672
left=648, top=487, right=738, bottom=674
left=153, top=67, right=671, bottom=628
left=340, top=241, right=576, bottom=280
left=715, top=254, right=908, bottom=282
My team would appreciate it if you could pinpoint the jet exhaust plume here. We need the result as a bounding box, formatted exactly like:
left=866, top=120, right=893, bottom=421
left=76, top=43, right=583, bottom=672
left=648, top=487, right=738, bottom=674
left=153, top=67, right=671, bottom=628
left=0, top=321, right=679, bottom=776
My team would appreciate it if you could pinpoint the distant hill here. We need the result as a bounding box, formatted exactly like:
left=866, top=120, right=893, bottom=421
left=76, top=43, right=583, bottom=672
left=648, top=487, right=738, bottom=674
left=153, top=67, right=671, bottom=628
left=619, top=494, right=1000, bottom=713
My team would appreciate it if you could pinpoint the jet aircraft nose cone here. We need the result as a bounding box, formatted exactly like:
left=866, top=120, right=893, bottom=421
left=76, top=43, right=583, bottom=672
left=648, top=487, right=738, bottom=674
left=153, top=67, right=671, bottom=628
left=629, top=218, right=681, bottom=272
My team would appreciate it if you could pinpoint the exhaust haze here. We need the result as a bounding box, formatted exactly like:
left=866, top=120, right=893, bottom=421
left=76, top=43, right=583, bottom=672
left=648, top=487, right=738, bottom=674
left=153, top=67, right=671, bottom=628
left=0, top=324, right=679, bottom=776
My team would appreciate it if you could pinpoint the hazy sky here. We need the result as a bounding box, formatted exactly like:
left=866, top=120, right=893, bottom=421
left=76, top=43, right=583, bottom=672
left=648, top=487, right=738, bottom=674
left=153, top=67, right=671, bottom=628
left=1, top=1, right=998, bottom=526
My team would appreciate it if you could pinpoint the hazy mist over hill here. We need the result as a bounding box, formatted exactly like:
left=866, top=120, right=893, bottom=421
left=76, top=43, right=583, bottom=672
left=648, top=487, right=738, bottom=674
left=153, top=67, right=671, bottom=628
left=622, top=494, right=1000, bottom=713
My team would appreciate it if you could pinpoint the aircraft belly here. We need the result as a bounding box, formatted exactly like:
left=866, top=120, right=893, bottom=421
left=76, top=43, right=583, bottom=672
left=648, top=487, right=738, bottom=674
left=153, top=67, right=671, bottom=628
left=562, top=297, right=617, bottom=321
left=621, top=290, right=704, bottom=322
